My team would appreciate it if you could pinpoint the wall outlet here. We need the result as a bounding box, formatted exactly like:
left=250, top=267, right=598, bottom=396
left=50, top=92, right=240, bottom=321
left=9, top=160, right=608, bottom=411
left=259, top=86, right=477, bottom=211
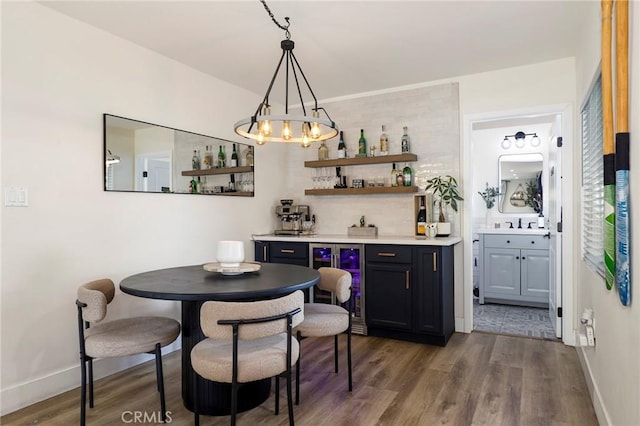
left=4, top=186, right=29, bottom=207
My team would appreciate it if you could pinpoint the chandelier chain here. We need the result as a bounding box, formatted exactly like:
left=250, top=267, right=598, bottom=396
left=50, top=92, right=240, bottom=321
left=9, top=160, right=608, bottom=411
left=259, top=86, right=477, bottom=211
left=260, top=0, right=291, bottom=39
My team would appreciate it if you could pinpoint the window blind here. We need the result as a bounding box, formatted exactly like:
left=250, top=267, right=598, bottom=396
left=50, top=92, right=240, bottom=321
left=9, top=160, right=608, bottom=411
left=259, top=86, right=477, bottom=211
left=581, top=73, right=604, bottom=275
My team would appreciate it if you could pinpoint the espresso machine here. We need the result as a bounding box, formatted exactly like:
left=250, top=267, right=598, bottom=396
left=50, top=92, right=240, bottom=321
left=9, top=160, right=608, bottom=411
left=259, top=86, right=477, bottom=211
left=275, top=199, right=312, bottom=235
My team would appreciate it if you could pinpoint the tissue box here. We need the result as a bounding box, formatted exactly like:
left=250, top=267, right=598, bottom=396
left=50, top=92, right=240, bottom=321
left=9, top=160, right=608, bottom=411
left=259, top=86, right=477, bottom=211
left=347, top=226, right=378, bottom=237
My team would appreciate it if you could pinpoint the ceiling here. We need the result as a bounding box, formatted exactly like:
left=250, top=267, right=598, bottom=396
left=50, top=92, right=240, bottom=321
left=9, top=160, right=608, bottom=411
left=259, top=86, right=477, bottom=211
left=41, top=1, right=590, bottom=104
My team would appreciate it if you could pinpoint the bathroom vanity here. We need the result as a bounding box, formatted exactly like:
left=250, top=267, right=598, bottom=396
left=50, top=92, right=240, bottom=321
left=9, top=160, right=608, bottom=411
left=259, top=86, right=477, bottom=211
left=478, top=228, right=550, bottom=307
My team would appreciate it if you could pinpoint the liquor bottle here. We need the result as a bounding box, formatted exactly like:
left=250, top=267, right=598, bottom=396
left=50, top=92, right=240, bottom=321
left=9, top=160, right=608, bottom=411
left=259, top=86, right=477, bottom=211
left=402, top=163, right=413, bottom=186
left=192, top=150, right=201, bottom=170
left=416, top=196, right=427, bottom=236
left=358, top=129, right=367, bottom=156
left=337, top=131, right=347, bottom=158
left=217, top=145, right=226, bottom=168
left=318, top=141, right=329, bottom=160
left=231, top=144, right=238, bottom=167
left=401, top=126, right=411, bottom=153
left=390, top=162, right=399, bottom=187
left=245, top=146, right=254, bottom=166
left=379, top=125, right=389, bottom=155
left=205, top=145, right=214, bottom=169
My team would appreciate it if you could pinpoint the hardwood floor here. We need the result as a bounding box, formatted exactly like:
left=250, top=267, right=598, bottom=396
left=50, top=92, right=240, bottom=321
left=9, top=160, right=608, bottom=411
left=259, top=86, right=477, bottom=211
left=2, top=332, right=597, bottom=425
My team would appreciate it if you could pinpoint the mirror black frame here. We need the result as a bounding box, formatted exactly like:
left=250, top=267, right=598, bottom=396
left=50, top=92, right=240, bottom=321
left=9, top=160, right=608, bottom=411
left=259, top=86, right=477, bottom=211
left=103, top=114, right=254, bottom=196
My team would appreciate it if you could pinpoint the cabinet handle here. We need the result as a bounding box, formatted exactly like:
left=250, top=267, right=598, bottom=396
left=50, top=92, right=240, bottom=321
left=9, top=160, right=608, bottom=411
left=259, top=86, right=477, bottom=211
left=516, top=256, right=520, bottom=260
left=522, top=256, right=526, bottom=260
left=531, top=241, right=535, bottom=244
left=405, top=270, right=410, bottom=289
left=378, top=252, right=396, bottom=257
left=280, top=249, right=295, bottom=254
left=433, top=252, right=437, bottom=271
left=506, top=240, right=511, bottom=244
left=263, top=246, right=267, bottom=259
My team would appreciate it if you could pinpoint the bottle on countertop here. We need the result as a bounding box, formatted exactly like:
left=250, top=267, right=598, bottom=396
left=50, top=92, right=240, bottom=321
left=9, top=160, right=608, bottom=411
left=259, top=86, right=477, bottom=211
left=318, top=141, right=329, bottom=161
left=402, top=163, right=413, bottom=186
left=416, top=196, right=427, bottom=236
left=358, top=129, right=367, bottom=156
left=192, top=150, right=201, bottom=170
left=245, top=146, right=254, bottom=166
left=338, top=131, right=347, bottom=158
left=203, top=145, right=213, bottom=169
left=401, top=126, right=411, bottom=153
left=217, top=145, right=226, bottom=168
left=390, top=162, right=399, bottom=187
left=538, top=211, right=545, bottom=228
left=231, top=144, right=238, bottom=167
left=379, top=125, right=389, bottom=155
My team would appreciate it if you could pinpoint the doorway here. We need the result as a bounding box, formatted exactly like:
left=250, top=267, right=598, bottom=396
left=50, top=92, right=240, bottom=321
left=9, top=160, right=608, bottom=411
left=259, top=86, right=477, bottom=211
left=462, top=105, right=574, bottom=344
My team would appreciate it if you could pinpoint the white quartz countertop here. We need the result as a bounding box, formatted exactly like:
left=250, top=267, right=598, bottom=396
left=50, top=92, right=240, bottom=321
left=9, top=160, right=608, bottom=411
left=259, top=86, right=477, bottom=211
left=476, top=227, right=549, bottom=235
left=252, top=233, right=462, bottom=246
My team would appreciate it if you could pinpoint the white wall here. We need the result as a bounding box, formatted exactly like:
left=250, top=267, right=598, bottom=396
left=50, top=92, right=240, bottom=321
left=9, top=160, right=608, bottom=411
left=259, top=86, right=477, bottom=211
left=573, top=2, right=640, bottom=425
left=0, top=2, right=288, bottom=414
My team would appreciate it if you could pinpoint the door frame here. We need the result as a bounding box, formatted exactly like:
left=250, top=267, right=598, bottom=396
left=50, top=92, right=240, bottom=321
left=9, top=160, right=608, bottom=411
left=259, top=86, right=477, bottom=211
left=462, top=104, right=575, bottom=345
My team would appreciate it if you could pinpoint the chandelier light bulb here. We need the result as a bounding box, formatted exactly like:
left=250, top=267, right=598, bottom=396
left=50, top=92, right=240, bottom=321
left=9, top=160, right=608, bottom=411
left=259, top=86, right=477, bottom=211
left=282, top=120, right=292, bottom=140
left=257, top=133, right=266, bottom=146
left=259, top=106, right=272, bottom=137
left=310, top=110, right=321, bottom=139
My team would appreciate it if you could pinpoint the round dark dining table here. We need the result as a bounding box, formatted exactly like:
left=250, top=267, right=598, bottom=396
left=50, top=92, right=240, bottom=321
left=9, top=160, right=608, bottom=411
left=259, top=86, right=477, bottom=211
left=119, top=262, right=319, bottom=416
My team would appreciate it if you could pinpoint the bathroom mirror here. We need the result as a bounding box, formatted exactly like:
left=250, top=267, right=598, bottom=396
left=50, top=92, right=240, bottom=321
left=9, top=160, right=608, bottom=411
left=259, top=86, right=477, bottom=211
left=498, top=153, right=543, bottom=213
left=104, top=114, right=254, bottom=196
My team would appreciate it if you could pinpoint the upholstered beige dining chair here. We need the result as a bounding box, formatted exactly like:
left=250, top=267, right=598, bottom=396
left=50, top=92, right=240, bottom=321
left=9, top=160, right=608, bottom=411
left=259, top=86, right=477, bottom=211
left=191, top=290, right=304, bottom=426
left=294, top=267, right=353, bottom=404
left=76, top=279, right=181, bottom=426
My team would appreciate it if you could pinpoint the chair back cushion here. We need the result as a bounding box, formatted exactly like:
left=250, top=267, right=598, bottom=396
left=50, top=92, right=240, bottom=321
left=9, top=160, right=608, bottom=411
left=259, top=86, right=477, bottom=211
left=77, top=279, right=116, bottom=323
left=200, top=290, right=304, bottom=340
left=317, top=267, right=352, bottom=303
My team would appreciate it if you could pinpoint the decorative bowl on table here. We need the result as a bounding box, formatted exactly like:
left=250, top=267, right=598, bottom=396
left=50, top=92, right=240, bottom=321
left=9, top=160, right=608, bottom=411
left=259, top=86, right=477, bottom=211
left=203, top=262, right=261, bottom=276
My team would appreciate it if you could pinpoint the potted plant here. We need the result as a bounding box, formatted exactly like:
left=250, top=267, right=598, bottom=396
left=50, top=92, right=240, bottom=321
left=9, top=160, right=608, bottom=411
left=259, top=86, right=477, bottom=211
left=478, top=182, right=501, bottom=227
left=425, top=175, right=463, bottom=236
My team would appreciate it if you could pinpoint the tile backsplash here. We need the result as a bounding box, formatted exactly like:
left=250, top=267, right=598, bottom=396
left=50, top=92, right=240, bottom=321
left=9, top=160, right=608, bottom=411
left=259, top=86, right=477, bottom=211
left=281, top=83, right=461, bottom=236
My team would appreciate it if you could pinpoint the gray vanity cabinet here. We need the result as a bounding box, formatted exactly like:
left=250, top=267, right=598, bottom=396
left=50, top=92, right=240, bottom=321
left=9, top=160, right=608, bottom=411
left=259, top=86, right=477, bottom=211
left=479, top=233, right=549, bottom=307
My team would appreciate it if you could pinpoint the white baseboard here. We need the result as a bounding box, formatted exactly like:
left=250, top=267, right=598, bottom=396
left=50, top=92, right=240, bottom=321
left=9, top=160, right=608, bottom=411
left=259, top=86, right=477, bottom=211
left=575, top=333, right=611, bottom=426
left=1, top=342, right=180, bottom=416
left=455, top=316, right=467, bottom=333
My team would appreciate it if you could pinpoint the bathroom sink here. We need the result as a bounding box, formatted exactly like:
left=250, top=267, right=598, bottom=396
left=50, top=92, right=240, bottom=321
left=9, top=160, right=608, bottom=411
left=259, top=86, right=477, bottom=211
left=477, top=227, right=549, bottom=235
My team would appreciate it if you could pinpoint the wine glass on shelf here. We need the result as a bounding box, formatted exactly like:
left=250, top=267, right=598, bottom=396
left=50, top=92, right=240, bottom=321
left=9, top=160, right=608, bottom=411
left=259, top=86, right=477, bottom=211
left=311, top=168, right=318, bottom=189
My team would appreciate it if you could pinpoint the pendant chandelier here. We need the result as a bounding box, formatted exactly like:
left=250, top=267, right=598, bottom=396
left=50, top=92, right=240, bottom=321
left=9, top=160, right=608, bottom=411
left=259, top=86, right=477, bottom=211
left=233, top=0, right=338, bottom=148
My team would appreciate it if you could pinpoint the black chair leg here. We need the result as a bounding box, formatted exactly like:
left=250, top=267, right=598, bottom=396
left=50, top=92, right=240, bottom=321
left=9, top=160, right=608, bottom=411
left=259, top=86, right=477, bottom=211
left=286, top=370, right=294, bottom=426
left=275, top=376, right=280, bottom=415
left=334, top=334, right=339, bottom=373
left=80, top=359, right=86, bottom=426
left=88, top=359, right=94, bottom=408
left=193, top=373, right=199, bottom=426
left=154, top=344, right=167, bottom=423
left=231, top=381, right=238, bottom=426
left=347, top=330, right=353, bottom=392
left=295, top=331, right=301, bottom=405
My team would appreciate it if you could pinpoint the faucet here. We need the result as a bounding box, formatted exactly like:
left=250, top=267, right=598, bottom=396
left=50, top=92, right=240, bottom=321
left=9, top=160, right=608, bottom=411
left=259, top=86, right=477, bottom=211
left=528, top=221, right=536, bottom=229
left=506, top=221, right=514, bottom=229
left=518, top=218, right=522, bottom=229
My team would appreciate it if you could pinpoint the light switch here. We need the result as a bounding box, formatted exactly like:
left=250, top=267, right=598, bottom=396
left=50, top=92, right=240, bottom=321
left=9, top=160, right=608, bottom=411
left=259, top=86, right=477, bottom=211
left=4, top=186, right=29, bottom=207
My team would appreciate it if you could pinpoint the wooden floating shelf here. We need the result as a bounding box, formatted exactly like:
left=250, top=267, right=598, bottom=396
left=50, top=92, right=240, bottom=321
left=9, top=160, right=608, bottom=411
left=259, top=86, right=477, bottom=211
left=181, top=166, right=253, bottom=176
left=304, top=153, right=417, bottom=168
left=305, top=186, right=418, bottom=196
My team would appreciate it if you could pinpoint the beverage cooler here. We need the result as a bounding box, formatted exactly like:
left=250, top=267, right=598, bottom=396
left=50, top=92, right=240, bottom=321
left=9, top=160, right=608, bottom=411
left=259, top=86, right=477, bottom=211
left=309, top=244, right=366, bottom=335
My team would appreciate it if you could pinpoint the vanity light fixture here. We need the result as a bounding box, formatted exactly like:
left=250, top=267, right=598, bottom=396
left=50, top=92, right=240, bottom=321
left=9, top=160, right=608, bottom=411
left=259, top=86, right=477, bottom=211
left=501, top=131, right=541, bottom=150
left=233, top=0, right=338, bottom=148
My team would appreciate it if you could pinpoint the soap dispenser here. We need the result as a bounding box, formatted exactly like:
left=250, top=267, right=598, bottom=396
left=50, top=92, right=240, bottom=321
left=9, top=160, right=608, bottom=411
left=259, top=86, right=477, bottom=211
left=537, top=212, right=545, bottom=229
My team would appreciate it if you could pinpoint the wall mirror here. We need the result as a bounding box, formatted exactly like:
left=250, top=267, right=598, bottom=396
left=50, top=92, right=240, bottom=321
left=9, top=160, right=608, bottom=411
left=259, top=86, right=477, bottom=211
left=104, top=114, right=254, bottom=196
left=498, top=153, right=543, bottom=214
